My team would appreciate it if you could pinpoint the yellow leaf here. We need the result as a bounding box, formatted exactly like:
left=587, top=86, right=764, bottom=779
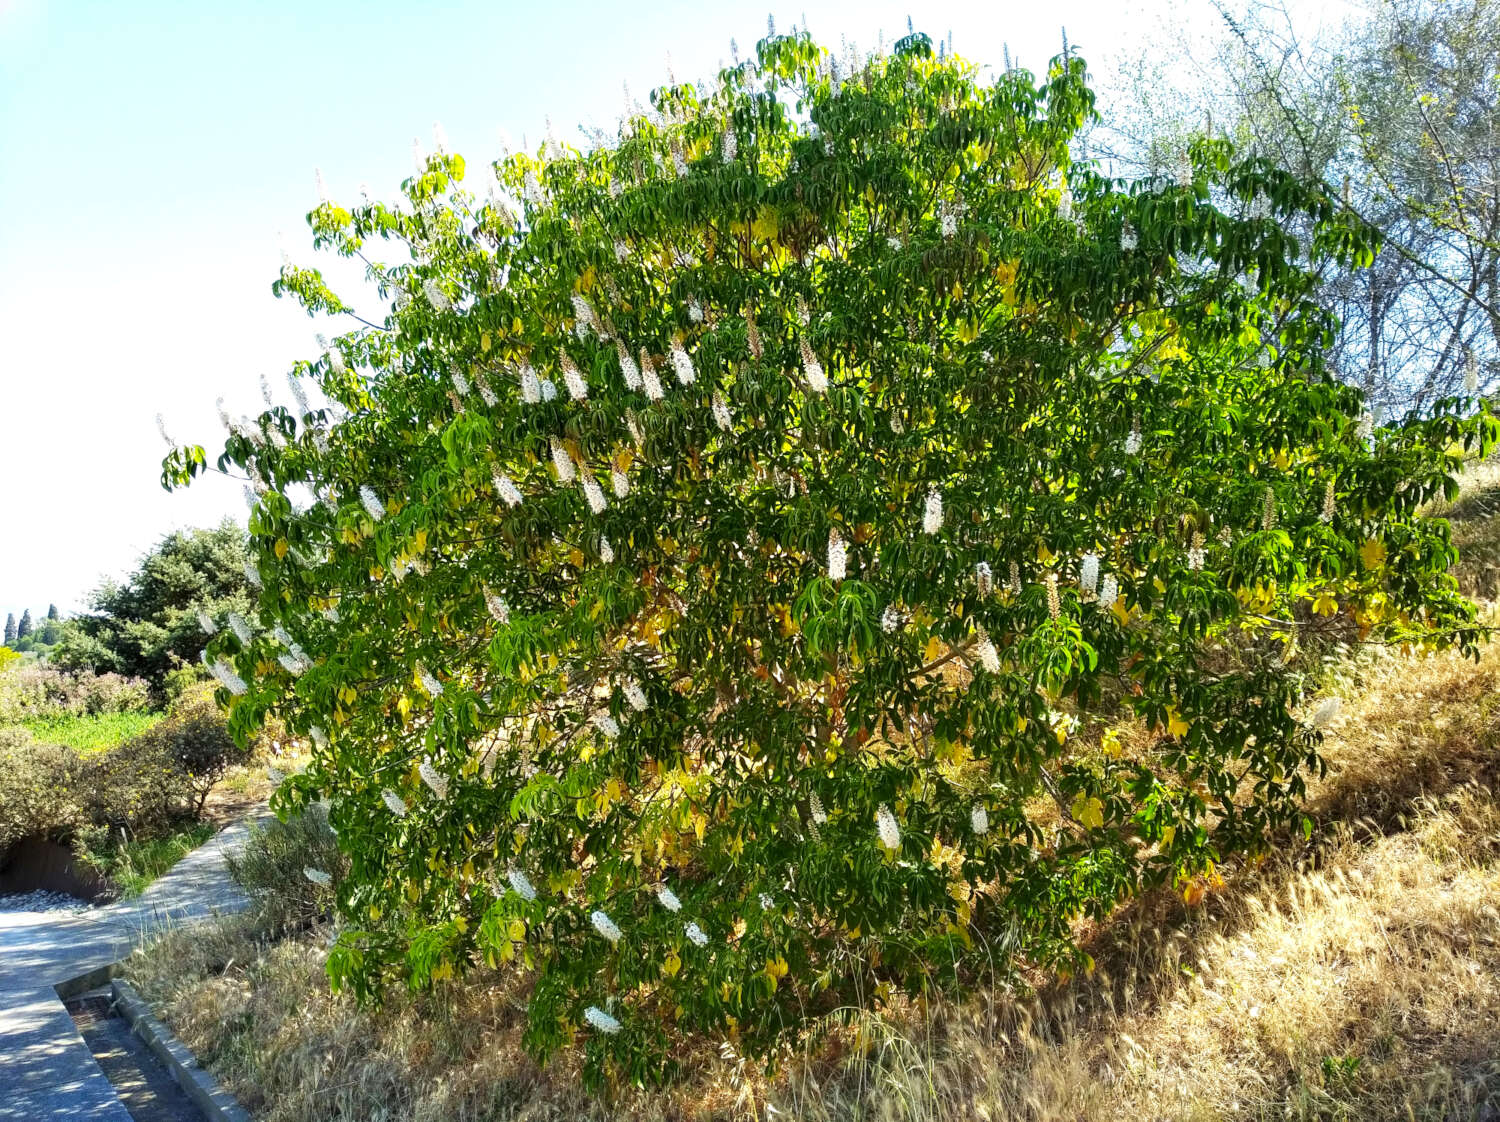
left=431, top=959, right=454, bottom=983
left=1182, top=879, right=1206, bottom=907
left=1311, top=591, right=1338, bottom=617
left=1037, top=543, right=1057, bottom=564
left=663, top=950, right=681, bottom=977
left=1359, top=537, right=1387, bottom=570
left=1160, top=824, right=1175, bottom=848
left=1101, top=728, right=1123, bottom=758
left=924, top=635, right=944, bottom=662
left=273, top=538, right=288, bottom=560
left=1166, top=706, right=1190, bottom=739
left=413, top=528, right=428, bottom=553
left=1273, top=448, right=1290, bottom=471
left=1111, top=599, right=1132, bottom=626
left=481, top=331, right=492, bottom=353
left=1070, top=794, right=1105, bottom=829
left=506, top=918, right=526, bottom=942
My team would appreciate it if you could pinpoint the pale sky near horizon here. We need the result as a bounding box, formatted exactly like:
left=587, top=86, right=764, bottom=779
left=0, top=0, right=1357, bottom=619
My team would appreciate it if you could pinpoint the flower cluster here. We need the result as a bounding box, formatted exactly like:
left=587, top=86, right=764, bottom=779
left=584, top=1006, right=622, bottom=1034
left=581, top=472, right=608, bottom=514
left=669, top=338, right=696, bottom=385
left=507, top=868, right=537, bottom=901
left=1187, top=532, right=1206, bottom=571
left=923, top=488, right=943, bottom=534
left=382, top=789, right=409, bottom=817
left=640, top=351, right=665, bottom=400
left=561, top=354, right=589, bottom=401
left=875, top=804, right=902, bottom=850
left=226, top=612, right=253, bottom=645
left=205, top=656, right=248, bottom=695
left=303, top=867, right=332, bottom=888
left=1079, top=553, right=1099, bottom=600
left=799, top=337, right=826, bottom=393
left=550, top=438, right=576, bottom=482
left=419, top=759, right=449, bottom=800
left=492, top=470, right=523, bottom=507
left=827, top=528, right=847, bottom=581
left=358, top=486, right=385, bottom=521
left=415, top=661, right=443, bottom=697
left=973, top=627, right=1001, bottom=673
left=622, top=678, right=648, bottom=711
left=483, top=585, right=511, bottom=623
left=591, top=909, right=623, bottom=942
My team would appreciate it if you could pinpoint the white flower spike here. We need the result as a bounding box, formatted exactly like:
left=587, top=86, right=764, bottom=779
left=507, top=869, right=538, bottom=901
left=584, top=1006, right=622, bottom=1034
left=827, top=528, right=847, bottom=581
left=591, top=909, right=623, bottom=942
left=923, top=488, right=943, bottom=535
left=876, top=805, right=901, bottom=850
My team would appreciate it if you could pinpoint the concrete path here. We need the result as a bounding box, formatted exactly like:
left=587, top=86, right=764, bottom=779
left=0, top=816, right=262, bottom=1121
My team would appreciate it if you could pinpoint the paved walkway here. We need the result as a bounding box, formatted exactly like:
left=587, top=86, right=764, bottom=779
left=0, top=817, right=262, bottom=1121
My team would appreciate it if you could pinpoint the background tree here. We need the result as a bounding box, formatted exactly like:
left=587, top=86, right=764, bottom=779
left=47, top=604, right=58, bottom=621
left=17, top=609, right=33, bottom=642
left=3, top=614, right=15, bottom=647
left=52, top=520, right=254, bottom=696
left=167, top=29, right=1492, bottom=1087
left=1092, top=0, right=1500, bottom=415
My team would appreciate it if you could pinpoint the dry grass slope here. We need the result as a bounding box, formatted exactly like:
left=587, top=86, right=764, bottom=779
left=124, top=476, right=1500, bottom=1122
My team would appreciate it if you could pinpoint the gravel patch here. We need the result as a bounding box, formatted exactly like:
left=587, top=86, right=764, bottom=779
left=0, top=889, right=93, bottom=913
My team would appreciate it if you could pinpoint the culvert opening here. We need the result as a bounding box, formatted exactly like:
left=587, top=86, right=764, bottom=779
left=66, top=995, right=208, bottom=1122
left=0, top=835, right=112, bottom=901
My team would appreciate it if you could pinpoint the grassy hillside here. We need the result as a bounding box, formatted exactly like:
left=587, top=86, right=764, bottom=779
left=122, top=474, right=1500, bottom=1122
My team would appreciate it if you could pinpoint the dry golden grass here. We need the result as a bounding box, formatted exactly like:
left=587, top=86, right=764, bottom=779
left=122, top=488, right=1500, bottom=1122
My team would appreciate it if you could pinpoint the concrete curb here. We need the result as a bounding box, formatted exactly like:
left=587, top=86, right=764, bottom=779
left=110, top=977, right=252, bottom=1122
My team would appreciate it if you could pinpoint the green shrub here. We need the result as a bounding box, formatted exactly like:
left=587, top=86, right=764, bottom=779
left=133, top=685, right=250, bottom=814
left=1, top=685, right=250, bottom=868
left=0, top=664, right=151, bottom=724
left=0, top=736, right=86, bottom=850
left=225, top=805, right=344, bottom=935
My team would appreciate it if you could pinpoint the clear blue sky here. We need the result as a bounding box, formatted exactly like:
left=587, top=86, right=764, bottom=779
left=0, top=0, right=1352, bottom=618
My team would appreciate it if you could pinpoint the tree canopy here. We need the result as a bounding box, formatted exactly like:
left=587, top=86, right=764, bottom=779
left=166, top=29, right=1493, bottom=1088
left=54, top=520, right=255, bottom=694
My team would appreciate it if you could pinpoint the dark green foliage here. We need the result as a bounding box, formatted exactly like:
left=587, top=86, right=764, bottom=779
left=53, top=520, right=254, bottom=696
left=16, top=610, right=31, bottom=641
left=4, top=614, right=15, bottom=646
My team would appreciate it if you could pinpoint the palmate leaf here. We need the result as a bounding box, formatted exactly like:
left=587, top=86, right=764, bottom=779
left=171, top=28, right=1495, bottom=1088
